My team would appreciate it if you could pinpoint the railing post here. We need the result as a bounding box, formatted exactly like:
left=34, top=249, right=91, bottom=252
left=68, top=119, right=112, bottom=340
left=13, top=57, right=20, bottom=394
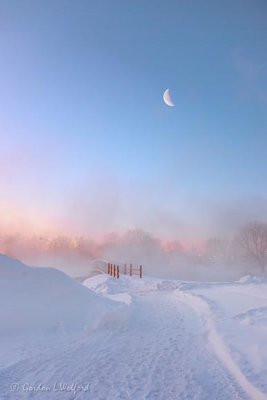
left=113, top=265, right=116, bottom=278
left=130, top=263, right=132, bottom=277
left=110, top=264, right=113, bottom=276
left=117, top=265, right=119, bottom=279
left=108, top=262, right=110, bottom=274
left=140, top=265, right=142, bottom=278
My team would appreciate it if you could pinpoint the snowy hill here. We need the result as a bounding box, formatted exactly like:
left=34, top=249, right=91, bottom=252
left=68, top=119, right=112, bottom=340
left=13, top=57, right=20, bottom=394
left=0, top=254, right=29, bottom=278
left=0, top=254, right=112, bottom=337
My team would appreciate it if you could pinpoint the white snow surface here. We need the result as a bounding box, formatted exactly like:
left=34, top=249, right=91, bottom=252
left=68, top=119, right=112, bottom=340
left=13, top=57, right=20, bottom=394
left=0, top=255, right=267, bottom=399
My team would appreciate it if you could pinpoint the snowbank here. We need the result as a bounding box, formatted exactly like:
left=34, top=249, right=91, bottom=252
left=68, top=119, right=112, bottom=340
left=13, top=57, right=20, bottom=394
left=0, top=254, right=112, bottom=337
left=238, top=275, right=267, bottom=284
left=83, top=274, right=171, bottom=304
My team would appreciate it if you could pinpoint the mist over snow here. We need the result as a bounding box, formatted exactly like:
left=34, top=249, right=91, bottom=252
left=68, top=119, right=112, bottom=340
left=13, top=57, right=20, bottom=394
left=1, top=193, right=267, bottom=280
left=0, top=223, right=265, bottom=282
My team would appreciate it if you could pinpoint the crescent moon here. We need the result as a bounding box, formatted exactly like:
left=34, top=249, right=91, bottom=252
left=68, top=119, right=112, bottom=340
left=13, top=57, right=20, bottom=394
left=163, top=88, right=175, bottom=107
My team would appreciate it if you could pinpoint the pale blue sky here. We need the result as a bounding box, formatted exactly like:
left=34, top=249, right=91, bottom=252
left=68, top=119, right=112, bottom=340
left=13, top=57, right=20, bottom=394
left=0, top=0, right=267, bottom=241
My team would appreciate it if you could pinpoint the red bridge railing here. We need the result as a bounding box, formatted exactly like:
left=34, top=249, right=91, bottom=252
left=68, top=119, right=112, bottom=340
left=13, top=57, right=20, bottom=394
left=107, top=263, right=143, bottom=278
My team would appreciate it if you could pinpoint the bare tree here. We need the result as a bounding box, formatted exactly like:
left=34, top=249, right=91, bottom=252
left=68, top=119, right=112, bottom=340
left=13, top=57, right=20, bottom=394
left=237, top=222, right=267, bottom=274
left=205, top=237, right=234, bottom=261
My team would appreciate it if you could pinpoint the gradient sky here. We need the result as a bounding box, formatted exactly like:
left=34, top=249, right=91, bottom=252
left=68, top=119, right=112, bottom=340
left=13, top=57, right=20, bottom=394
left=0, top=0, right=267, bottom=242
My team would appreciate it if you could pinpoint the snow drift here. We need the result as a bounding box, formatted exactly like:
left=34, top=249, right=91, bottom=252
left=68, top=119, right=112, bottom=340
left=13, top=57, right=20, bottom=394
left=0, top=254, right=112, bottom=337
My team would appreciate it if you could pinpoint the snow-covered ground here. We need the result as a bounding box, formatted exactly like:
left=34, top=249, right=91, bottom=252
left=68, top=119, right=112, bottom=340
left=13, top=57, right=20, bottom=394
left=0, top=255, right=267, bottom=399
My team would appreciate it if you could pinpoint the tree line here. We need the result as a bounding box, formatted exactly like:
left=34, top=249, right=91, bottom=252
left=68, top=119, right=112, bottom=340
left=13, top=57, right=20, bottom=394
left=206, top=222, right=267, bottom=274
left=0, top=222, right=266, bottom=276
